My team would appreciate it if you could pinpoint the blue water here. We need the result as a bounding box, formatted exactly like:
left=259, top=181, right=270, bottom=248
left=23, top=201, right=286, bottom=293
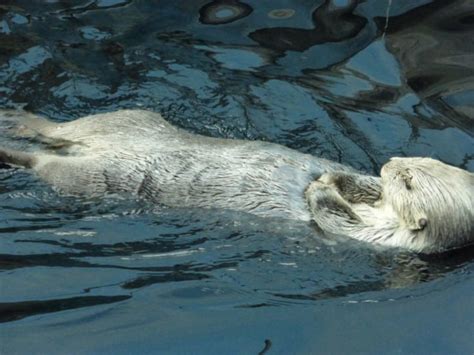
left=1, top=1, right=473, bottom=354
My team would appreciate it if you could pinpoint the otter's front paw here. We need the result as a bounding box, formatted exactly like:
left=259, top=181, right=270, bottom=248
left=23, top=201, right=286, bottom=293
left=305, top=181, right=361, bottom=226
left=318, top=172, right=381, bottom=205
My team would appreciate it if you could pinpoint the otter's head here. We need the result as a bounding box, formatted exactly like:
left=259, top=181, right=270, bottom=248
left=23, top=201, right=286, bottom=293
left=380, top=157, right=474, bottom=252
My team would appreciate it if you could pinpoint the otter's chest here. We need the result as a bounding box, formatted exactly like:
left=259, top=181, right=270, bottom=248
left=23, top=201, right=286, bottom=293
left=123, top=149, right=323, bottom=221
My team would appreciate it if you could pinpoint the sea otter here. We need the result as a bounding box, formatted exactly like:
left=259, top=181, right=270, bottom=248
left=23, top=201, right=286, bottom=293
left=1, top=109, right=473, bottom=253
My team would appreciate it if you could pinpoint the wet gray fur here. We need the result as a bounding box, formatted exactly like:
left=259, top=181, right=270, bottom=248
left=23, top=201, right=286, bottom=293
left=1, top=109, right=473, bottom=253
left=0, top=109, right=353, bottom=221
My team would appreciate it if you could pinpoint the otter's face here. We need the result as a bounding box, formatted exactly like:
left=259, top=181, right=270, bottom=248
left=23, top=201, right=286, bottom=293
left=381, top=157, right=474, bottom=250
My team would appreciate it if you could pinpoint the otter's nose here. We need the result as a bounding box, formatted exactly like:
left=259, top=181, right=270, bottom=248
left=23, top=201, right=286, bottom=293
left=380, top=163, right=389, bottom=177
left=381, top=158, right=398, bottom=178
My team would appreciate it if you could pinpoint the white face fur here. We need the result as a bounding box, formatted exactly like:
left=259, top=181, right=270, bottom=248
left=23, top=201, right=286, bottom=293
left=380, top=157, right=474, bottom=250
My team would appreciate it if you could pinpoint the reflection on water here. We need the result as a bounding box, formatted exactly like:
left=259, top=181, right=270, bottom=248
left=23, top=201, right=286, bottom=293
left=199, top=0, right=253, bottom=25
left=0, top=0, right=473, bottom=353
left=380, top=0, right=474, bottom=133
left=249, top=0, right=366, bottom=52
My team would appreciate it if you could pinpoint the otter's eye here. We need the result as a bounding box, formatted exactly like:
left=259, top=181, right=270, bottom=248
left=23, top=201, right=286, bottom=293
left=418, top=218, right=428, bottom=230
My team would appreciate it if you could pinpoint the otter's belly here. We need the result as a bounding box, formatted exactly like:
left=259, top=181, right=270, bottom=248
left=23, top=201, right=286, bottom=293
left=27, top=109, right=355, bottom=221
left=123, top=147, right=326, bottom=221
left=36, top=143, right=341, bottom=221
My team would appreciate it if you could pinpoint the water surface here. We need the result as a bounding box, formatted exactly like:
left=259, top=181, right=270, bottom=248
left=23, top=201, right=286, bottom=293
left=1, top=1, right=473, bottom=354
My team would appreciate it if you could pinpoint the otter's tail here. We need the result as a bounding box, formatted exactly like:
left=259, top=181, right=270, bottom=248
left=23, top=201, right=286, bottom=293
left=0, top=148, right=37, bottom=168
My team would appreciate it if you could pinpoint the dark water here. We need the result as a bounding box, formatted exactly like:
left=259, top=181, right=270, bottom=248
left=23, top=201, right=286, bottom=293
left=1, top=0, right=474, bottom=354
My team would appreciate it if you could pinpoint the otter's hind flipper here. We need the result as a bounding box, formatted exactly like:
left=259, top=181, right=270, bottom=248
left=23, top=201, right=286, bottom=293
left=0, top=110, right=57, bottom=137
left=0, top=110, right=79, bottom=153
left=0, top=148, right=37, bottom=168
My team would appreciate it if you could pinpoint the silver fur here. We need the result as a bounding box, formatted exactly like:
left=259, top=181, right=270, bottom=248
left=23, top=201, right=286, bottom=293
left=1, top=109, right=473, bottom=253
left=0, top=109, right=352, bottom=221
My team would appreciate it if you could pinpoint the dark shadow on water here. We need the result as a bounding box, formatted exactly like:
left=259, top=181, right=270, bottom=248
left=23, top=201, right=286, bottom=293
left=272, top=244, right=474, bottom=302
left=0, top=295, right=131, bottom=323
left=121, top=272, right=210, bottom=289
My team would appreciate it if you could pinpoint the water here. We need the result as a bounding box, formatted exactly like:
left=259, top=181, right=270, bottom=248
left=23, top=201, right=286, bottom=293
left=1, top=1, right=473, bottom=354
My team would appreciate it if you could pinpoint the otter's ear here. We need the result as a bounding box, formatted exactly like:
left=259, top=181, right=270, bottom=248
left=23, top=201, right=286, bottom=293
left=400, top=169, right=413, bottom=190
